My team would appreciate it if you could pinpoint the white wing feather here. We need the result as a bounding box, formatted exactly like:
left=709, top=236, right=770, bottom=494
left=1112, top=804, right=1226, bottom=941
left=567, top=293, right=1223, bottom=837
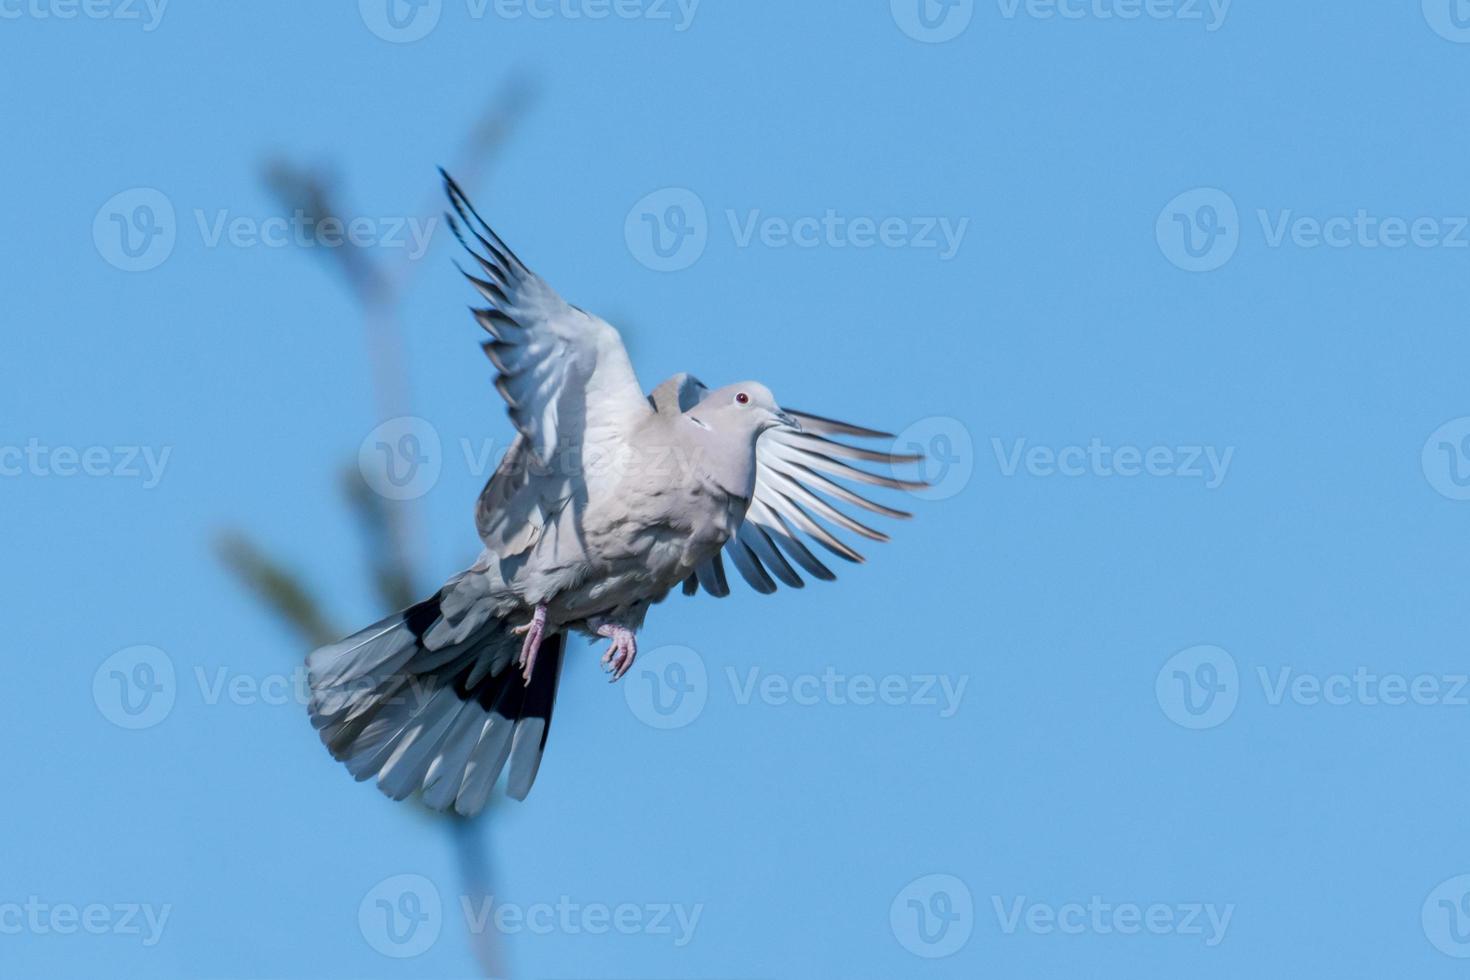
left=650, top=374, right=927, bottom=597
left=443, top=173, right=652, bottom=556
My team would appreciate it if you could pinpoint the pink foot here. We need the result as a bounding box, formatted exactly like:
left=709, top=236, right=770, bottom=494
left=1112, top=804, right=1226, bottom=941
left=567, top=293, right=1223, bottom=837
left=596, top=623, right=638, bottom=682
left=512, top=604, right=549, bottom=685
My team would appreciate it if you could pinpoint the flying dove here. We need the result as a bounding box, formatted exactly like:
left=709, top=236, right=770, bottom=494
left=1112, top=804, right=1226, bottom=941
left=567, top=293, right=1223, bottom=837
left=306, top=172, right=926, bottom=815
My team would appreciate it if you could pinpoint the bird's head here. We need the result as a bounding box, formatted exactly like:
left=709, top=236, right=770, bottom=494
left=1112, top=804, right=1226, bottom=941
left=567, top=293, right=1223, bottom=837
left=686, top=382, right=801, bottom=440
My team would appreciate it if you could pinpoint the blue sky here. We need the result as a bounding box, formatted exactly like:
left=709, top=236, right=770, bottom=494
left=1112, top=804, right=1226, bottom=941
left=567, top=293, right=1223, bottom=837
left=6, top=1, right=1470, bottom=977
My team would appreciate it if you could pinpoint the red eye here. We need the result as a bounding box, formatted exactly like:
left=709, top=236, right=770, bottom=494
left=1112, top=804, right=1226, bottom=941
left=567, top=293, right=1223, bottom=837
left=735, top=392, right=750, bottom=405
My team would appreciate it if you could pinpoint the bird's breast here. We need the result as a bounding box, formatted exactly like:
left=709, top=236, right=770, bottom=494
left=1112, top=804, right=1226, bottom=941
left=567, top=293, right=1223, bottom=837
left=598, top=481, right=746, bottom=575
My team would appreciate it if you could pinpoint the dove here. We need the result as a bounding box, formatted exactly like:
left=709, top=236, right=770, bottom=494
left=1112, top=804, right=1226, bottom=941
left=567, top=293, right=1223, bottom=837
left=305, top=172, right=926, bottom=815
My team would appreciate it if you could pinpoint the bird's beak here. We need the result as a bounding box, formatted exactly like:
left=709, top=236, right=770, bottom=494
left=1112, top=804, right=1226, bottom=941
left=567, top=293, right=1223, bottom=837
left=774, top=409, right=801, bottom=432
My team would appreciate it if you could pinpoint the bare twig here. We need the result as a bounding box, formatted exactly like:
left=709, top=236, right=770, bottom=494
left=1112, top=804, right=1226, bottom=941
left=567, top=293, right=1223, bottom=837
left=218, top=77, right=539, bottom=979
left=341, top=464, right=419, bottom=612
left=213, top=531, right=339, bottom=647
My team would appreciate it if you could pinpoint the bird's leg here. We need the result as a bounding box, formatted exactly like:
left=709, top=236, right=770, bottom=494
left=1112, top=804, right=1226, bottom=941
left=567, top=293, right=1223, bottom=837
left=593, top=620, right=638, bottom=682
left=511, top=603, right=549, bottom=685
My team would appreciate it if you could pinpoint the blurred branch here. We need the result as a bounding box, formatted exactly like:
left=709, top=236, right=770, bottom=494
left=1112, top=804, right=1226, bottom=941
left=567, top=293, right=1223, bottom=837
left=260, top=160, right=394, bottom=307
left=259, top=161, right=415, bottom=485
left=394, top=73, right=540, bottom=295
left=213, top=531, right=340, bottom=647
left=260, top=74, right=541, bottom=590
left=218, top=75, right=539, bottom=980
left=341, top=464, right=418, bottom=612
left=452, top=813, right=508, bottom=979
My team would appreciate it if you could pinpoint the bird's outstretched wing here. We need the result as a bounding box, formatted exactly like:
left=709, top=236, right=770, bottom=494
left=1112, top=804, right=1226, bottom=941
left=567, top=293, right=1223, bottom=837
left=441, top=172, right=652, bottom=555
left=649, top=374, right=927, bottom=597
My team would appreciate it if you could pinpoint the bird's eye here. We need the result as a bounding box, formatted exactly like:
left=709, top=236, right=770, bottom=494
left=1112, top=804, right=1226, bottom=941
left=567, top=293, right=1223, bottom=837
left=735, top=392, right=750, bottom=405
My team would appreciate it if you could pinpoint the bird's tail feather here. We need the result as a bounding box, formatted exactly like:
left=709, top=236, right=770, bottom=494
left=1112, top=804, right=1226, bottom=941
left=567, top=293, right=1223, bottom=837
left=307, top=589, right=563, bottom=815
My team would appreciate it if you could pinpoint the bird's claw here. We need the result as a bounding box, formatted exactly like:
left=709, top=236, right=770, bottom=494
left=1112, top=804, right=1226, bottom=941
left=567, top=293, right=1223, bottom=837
left=596, top=624, right=637, bottom=682
left=515, top=604, right=549, bottom=686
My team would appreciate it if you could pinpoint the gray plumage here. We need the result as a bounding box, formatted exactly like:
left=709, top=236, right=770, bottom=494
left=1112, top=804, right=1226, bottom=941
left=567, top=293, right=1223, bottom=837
left=305, top=172, right=924, bottom=816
